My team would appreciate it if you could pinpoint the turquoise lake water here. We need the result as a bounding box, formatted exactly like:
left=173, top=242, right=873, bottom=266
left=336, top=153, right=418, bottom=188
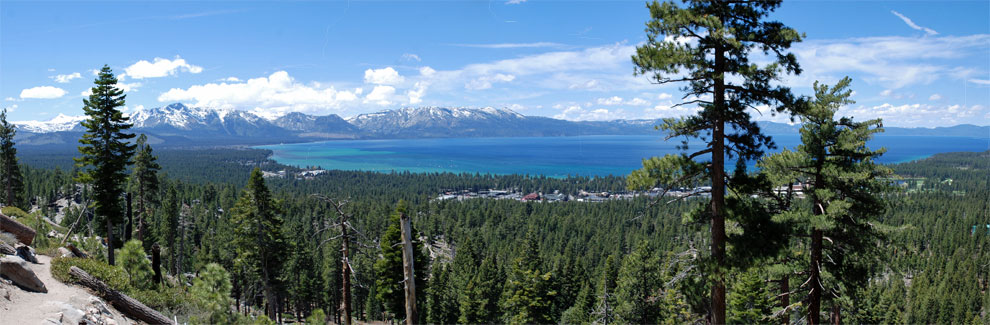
left=256, top=135, right=990, bottom=178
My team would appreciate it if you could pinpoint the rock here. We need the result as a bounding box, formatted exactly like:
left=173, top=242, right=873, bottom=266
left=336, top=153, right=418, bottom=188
left=0, top=241, right=14, bottom=255
left=15, top=244, right=38, bottom=263
left=58, top=247, right=75, bottom=258
left=59, top=303, right=86, bottom=325
left=0, top=255, right=47, bottom=293
left=89, top=295, right=113, bottom=315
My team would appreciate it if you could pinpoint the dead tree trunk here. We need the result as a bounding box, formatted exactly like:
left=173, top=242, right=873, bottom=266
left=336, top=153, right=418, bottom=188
left=316, top=196, right=354, bottom=325
left=399, top=212, right=416, bottom=325
left=340, top=220, right=352, bottom=325
left=124, top=193, right=132, bottom=242
left=69, top=266, right=172, bottom=324
left=0, top=213, right=35, bottom=245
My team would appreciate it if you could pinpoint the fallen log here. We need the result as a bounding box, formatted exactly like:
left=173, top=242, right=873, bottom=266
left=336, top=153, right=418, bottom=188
left=69, top=266, right=171, bottom=324
left=0, top=213, right=35, bottom=246
left=66, top=243, right=89, bottom=258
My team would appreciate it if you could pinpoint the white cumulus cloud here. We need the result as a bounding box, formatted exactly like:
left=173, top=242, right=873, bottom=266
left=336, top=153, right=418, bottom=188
left=157, top=71, right=362, bottom=115
left=124, top=56, right=203, bottom=79
left=364, top=85, right=397, bottom=106
left=407, top=82, right=427, bottom=105
left=20, top=86, right=67, bottom=99
left=419, top=66, right=436, bottom=77
left=364, top=67, right=404, bottom=85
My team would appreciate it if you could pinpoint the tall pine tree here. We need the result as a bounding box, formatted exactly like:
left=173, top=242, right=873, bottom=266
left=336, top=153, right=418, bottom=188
left=231, top=167, right=288, bottom=320
left=0, top=108, right=24, bottom=209
left=628, top=1, right=803, bottom=322
left=75, top=65, right=136, bottom=266
left=500, top=231, right=556, bottom=324
left=759, top=77, right=890, bottom=323
left=130, top=133, right=160, bottom=243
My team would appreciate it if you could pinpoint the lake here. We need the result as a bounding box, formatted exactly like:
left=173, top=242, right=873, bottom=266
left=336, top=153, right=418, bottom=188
left=256, top=134, right=989, bottom=178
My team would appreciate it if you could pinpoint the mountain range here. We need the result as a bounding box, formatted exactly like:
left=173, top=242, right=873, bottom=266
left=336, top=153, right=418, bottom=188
left=12, top=103, right=989, bottom=148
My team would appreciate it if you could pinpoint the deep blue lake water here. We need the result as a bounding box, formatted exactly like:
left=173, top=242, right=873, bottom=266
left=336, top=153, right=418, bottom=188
left=256, top=134, right=989, bottom=178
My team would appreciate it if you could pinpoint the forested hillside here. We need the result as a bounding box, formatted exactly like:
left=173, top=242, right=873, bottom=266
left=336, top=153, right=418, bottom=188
left=11, top=147, right=988, bottom=323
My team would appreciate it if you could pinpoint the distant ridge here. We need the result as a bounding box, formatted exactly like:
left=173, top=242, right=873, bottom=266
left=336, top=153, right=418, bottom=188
left=11, top=103, right=989, bottom=147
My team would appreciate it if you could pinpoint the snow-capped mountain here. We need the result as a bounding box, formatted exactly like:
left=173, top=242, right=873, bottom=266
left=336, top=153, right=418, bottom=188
left=272, top=112, right=360, bottom=138
left=127, top=103, right=291, bottom=138
left=14, top=114, right=88, bottom=133
left=347, top=106, right=545, bottom=138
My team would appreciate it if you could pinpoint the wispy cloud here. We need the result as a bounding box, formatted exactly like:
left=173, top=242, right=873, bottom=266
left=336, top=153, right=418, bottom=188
left=450, top=42, right=565, bottom=49
left=788, top=34, right=989, bottom=89
left=171, top=9, right=246, bottom=20
left=891, top=10, right=938, bottom=36
left=506, top=0, right=527, bottom=4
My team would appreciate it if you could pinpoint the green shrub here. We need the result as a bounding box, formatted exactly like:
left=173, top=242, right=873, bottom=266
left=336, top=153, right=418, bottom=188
left=305, top=308, right=327, bottom=325
left=190, top=263, right=235, bottom=324
left=252, top=314, right=276, bottom=325
left=118, top=239, right=154, bottom=290
left=129, top=286, right=191, bottom=314
left=51, top=256, right=130, bottom=291
left=2, top=206, right=31, bottom=219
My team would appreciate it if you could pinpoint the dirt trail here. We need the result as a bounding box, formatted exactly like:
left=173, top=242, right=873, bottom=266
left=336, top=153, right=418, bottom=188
left=0, top=255, right=129, bottom=324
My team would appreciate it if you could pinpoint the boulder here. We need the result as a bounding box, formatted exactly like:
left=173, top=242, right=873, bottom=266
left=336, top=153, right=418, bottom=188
left=15, top=244, right=38, bottom=263
left=0, top=255, right=47, bottom=293
left=58, top=247, right=75, bottom=258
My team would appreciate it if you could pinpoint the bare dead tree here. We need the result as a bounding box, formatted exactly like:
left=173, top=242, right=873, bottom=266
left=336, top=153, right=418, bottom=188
left=312, top=195, right=376, bottom=325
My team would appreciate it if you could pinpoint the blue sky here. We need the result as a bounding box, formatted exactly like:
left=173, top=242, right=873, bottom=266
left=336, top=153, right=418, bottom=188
left=2, top=0, right=988, bottom=127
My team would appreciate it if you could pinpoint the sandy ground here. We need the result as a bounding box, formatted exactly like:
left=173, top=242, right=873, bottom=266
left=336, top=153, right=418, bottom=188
left=0, top=254, right=131, bottom=324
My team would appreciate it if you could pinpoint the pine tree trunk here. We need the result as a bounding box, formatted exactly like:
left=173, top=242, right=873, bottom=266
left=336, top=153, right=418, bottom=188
left=780, top=275, right=790, bottom=325
left=137, top=185, right=145, bottom=242
left=151, top=243, right=162, bottom=285
left=177, top=216, right=185, bottom=277
left=808, top=228, right=823, bottom=324
left=710, top=42, right=727, bottom=325
left=399, top=212, right=417, bottom=325
left=125, top=193, right=132, bottom=242
left=107, top=218, right=115, bottom=266
left=341, top=222, right=353, bottom=325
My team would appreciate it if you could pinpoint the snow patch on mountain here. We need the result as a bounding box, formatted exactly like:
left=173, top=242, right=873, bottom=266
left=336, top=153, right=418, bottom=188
left=13, top=114, right=87, bottom=133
